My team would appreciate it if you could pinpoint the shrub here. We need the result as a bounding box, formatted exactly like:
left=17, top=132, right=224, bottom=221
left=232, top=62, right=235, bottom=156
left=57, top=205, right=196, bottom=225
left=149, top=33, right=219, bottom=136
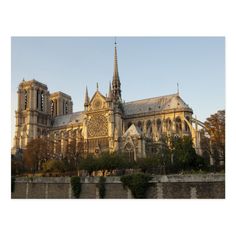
left=11, top=176, right=16, bottom=193
left=98, top=176, right=106, bottom=199
left=121, top=173, right=153, bottom=198
left=70, top=176, right=81, bottom=198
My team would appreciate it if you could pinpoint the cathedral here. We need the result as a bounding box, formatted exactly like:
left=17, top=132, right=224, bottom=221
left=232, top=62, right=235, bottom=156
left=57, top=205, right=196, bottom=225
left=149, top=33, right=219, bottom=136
left=13, top=44, right=202, bottom=160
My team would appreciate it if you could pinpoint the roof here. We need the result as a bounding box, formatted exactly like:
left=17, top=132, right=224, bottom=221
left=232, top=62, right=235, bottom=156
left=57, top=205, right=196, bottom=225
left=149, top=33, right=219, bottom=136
left=53, top=111, right=84, bottom=127
left=19, top=79, right=48, bottom=90
left=50, top=91, right=72, bottom=99
left=123, top=93, right=192, bottom=116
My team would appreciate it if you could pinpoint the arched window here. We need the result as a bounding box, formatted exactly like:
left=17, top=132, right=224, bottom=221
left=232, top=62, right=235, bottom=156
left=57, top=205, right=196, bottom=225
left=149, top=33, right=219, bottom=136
left=165, top=118, right=172, bottom=131
left=185, top=116, right=190, bottom=132
left=137, top=121, right=143, bottom=131
left=40, top=91, right=44, bottom=111
left=146, top=120, right=152, bottom=136
left=175, top=117, right=182, bottom=133
left=24, top=90, right=28, bottom=110
left=124, top=142, right=135, bottom=161
left=51, top=100, right=54, bottom=116
left=157, top=119, right=162, bottom=133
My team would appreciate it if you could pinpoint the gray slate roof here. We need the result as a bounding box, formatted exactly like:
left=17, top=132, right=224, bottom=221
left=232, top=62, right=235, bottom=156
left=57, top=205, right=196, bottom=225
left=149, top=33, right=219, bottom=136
left=52, top=94, right=192, bottom=127
left=123, top=93, right=192, bottom=116
left=53, top=111, right=84, bottom=127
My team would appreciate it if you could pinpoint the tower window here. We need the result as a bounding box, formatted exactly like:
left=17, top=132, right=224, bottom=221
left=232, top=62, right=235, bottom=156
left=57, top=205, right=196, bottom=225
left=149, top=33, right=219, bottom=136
left=40, top=91, right=44, bottom=111
left=51, top=100, right=54, bottom=116
left=65, top=101, right=68, bottom=114
left=24, top=90, right=28, bottom=110
left=36, top=89, right=39, bottom=109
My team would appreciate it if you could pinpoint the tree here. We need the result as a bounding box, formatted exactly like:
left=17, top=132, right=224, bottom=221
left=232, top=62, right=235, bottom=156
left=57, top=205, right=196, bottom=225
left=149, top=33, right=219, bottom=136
left=97, top=152, right=113, bottom=176
left=136, top=157, right=160, bottom=174
left=64, top=140, right=80, bottom=171
left=204, top=110, right=225, bottom=168
left=42, top=159, right=67, bottom=173
left=170, top=136, right=196, bottom=170
left=168, top=135, right=207, bottom=172
left=78, top=155, right=98, bottom=176
left=23, top=137, right=54, bottom=172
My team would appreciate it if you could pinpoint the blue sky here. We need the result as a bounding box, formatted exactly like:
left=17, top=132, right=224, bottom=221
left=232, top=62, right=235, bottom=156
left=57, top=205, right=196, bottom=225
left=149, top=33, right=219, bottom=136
left=11, top=37, right=225, bottom=143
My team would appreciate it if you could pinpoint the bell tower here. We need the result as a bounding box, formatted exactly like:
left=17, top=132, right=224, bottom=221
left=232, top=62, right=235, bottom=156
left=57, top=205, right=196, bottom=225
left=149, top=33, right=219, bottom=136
left=14, top=79, right=50, bottom=150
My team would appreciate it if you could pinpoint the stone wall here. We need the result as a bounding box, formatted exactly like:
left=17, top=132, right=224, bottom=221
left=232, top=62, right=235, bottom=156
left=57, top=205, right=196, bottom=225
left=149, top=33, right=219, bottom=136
left=11, top=174, right=225, bottom=199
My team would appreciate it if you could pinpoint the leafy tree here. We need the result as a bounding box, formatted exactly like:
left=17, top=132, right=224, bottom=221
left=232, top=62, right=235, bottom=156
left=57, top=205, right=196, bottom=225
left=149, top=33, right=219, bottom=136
left=204, top=110, right=225, bottom=168
left=42, top=159, right=67, bottom=173
left=64, top=139, right=82, bottom=171
left=170, top=136, right=196, bottom=170
left=23, top=137, right=54, bottom=172
left=97, top=152, right=114, bottom=176
left=78, top=155, right=98, bottom=176
left=136, top=157, right=160, bottom=174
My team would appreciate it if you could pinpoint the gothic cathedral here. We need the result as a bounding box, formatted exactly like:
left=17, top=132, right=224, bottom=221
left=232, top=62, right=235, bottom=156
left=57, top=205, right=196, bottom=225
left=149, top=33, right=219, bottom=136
left=13, top=44, right=202, bottom=160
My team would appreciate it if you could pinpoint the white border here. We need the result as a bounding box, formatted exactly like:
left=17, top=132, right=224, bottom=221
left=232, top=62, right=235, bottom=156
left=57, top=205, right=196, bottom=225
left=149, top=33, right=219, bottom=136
left=0, top=1, right=235, bottom=236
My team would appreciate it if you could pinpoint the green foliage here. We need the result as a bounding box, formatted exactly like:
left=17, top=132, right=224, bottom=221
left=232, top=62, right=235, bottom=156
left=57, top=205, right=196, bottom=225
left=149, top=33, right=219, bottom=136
left=121, top=173, right=153, bottom=198
left=77, top=138, right=211, bottom=177
left=11, top=176, right=16, bottom=193
left=78, top=156, right=98, bottom=175
left=70, top=176, right=81, bottom=198
left=97, top=152, right=114, bottom=175
left=136, top=157, right=160, bottom=173
left=170, top=136, right=195, bottom=170
left=42, top=159, right=68, bottom=173
left=78, top=152, right=135, bottom=176
left=169, top=135, right=209, bottom=172
left=98, top=176, right=106, bottom=199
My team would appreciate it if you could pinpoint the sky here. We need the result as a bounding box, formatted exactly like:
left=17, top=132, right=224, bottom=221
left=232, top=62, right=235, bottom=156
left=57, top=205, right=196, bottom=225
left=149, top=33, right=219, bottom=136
left=11, top=37, right=225, bottom=144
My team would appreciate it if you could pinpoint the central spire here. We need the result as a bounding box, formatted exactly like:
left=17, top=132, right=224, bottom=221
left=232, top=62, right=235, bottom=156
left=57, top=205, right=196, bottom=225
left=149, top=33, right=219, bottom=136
left=112, top=39, right=121, bottom=102
left=113, top=41, right=119, bottom=79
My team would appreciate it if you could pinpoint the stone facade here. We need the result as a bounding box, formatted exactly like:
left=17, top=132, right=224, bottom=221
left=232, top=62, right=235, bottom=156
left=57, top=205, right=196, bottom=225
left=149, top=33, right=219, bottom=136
left=13, top=44, right=203, bottom=159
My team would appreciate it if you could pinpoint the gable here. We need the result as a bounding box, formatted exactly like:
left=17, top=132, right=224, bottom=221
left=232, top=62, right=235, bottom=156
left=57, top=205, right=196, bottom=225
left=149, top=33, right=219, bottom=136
left=88, top=91, right=107, bottom=111
left=123, top=124, right=142, bottom=138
